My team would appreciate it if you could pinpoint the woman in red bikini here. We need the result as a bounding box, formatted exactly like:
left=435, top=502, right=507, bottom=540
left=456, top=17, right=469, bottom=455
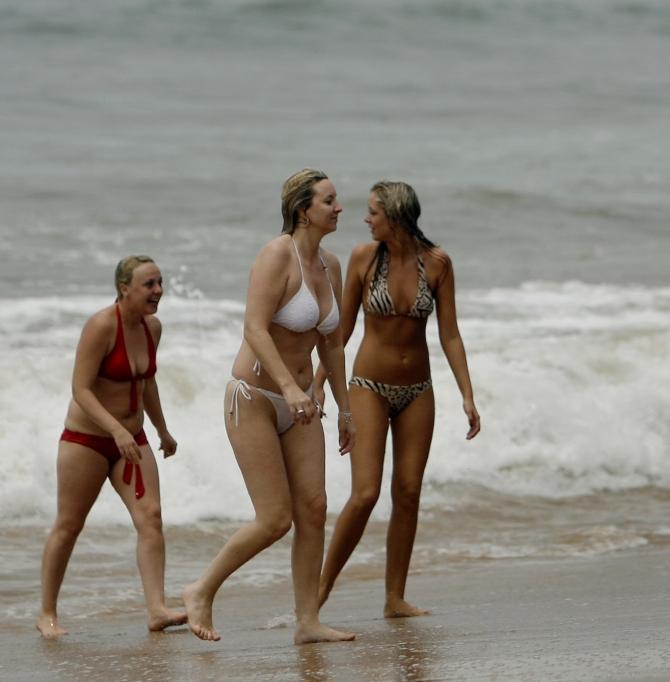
left=36, top=255, right=186, bottom=639
left=316, top=181, right=480, bottom=617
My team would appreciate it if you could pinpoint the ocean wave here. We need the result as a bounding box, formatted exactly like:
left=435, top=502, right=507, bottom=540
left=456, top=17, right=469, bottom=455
left=1, top=282, right=669, bottom=524
left=3, top=0, right=670, bottom=41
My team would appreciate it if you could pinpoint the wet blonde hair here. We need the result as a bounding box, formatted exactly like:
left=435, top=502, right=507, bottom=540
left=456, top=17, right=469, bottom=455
left=281, top=168, right=329, bottom=234
left=114, top=255, right=155, bottom=299
left=369, top=181, right=437, bottom=284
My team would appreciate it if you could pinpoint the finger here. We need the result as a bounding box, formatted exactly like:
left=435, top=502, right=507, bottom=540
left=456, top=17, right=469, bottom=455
left=296, top=403, right=317, bottom=423
left=124, top=450, right=139, bottom=465
left=466, top=423, right=480, bottom=439
left=339, top=431, right=353, bottom=455
left=131, top=442, right=143, bottom=462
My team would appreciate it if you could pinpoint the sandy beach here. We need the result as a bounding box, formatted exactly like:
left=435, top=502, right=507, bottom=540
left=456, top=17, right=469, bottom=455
left=3, top=1, right=670, bottom=681
left=3, top=546, right=669, bottom=682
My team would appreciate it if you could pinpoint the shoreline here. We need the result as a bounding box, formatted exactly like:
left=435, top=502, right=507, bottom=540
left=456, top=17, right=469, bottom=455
left=3, top=548, right=669, bottom=681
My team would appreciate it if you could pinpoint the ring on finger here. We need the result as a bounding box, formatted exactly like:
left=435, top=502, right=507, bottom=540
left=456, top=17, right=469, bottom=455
left=297, top=409, right=306, bottom=415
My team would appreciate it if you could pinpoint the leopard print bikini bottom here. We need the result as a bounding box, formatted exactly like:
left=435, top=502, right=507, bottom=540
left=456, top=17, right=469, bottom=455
left=349, top=376, right=433, bottom=418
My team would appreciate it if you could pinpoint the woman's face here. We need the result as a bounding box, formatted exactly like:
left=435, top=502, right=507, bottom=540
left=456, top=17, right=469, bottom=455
left=365, top=193, right=393, bottom=241
left=122, top=262, right=163, bottom=313
left=304, top=179, right=342, bottom=233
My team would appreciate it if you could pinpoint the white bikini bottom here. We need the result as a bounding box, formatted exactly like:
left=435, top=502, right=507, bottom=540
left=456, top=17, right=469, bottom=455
left=228, top=379, right=315, bottom=435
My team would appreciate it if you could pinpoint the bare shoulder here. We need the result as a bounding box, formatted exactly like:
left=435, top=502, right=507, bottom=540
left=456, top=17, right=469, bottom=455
left=253, top=234, right=293, bottom=273
left=263, top=233, right=292, bottom=256
left=349, top=242, right=378, bottom=268
left=422, top=246, right=452, bottom=282
left=84, top=305, right=116, bottom=335
left=78, top=305, right=116, bottom=353
left=351, top=241, right=377, bottom=259
left=145, top=314, right=162, bottom=340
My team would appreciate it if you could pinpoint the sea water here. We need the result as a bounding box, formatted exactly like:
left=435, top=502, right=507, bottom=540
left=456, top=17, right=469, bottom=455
left=1, top=0, right=669, bottom=617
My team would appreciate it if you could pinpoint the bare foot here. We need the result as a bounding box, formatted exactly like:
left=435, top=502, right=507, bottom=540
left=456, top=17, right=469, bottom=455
left=147, top=606, right=188, bottom=632
left=294, top=622, right=355, bottom=645
left=36, top=613, right=68, bottom=639
left=384, top=598, right=430, bottom=618
left=182, top=583, right=220, bottom=641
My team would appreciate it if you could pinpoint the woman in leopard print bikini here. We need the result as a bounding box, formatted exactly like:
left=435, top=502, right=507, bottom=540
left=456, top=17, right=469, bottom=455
left=315, top=180, right=480, bottom=617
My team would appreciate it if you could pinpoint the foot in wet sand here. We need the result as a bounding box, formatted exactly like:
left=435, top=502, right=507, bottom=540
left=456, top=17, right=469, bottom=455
left=182, top=583, right=221, bottom=641
left=36, top=613, right=68, bottom=639
left=294, top=622, right=355, bottom=645
left=384, top=598, right=430, bottom=618
left=147, top=606, right=188, bottom=632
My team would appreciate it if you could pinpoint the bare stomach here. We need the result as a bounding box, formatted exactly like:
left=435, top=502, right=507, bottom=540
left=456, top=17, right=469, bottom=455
left=230, top=336, right=316, bottom=395
left=63, top=380, right=145, bottom=436
left=351, top=337, right=431, bottom=385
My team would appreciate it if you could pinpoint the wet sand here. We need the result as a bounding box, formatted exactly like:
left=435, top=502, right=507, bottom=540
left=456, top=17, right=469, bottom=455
left=3, top=547, right=670, bottom=681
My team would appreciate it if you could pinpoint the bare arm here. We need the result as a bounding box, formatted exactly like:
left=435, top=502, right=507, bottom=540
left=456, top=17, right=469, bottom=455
left=142, top=318, right=177, bottom=458
left=314, top=244, right=366, bottom=392
left=315, top=254, right=356, bottom=454
left=434, top=254, right=481, bottom=440
left=71, top=312, right=143, bottom=462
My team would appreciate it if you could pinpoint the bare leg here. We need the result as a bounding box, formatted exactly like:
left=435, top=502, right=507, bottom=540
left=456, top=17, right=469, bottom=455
left=281, top=419, right=354, bottom=643
left=182, top=387, right=293, bottom=641
left=318, top=387, right=389, bottom=608
left=111, top=445, right=187, bottom=632
left=384, top=389, right=434, bottom=618
left=37, top=442, right=108, bottom=639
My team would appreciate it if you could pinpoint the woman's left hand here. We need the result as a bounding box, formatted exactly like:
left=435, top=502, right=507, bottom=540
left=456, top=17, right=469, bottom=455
left=337, top=412, right=356, bottom=455
left=463, top=398, right=480, bottom=440
left=159, top=431, right=178, bottom=458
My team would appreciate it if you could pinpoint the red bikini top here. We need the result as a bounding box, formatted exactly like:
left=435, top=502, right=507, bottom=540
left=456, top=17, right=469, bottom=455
left=99, top=304, right=157, bottom=412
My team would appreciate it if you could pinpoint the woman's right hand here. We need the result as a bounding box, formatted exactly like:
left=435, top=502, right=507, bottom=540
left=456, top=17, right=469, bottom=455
left=112, top=427, right=143, bottom=463
left=284, top=384, right=318, bottom=426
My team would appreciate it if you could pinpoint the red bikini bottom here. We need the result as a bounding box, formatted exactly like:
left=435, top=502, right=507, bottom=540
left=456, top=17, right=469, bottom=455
left=60, top=428, right=147, bottom=499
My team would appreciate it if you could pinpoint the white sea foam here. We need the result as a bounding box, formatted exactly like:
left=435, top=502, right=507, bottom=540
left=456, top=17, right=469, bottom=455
left=1, top=282, right=669, bottom=525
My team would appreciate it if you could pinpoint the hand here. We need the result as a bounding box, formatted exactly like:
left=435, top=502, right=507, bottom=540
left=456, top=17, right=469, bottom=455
left=284, top=385, right=318, bottom=426
left=337, top=411, right=356, bottom=455
left=463, top=398, right=480, bottom=440
left=313, top=384, right=326, bottom=418
left=112, top=427, right=143, bottom=464
left=159, top=431, right=178, bottom=458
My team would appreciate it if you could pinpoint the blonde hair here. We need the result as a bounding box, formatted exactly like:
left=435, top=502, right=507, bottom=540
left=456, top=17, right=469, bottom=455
left=368, top=181, right=437, bottom=285
left=371, top=181, right=421, bottom=233
left=114, top=255, right=155, bottom=299
left=281, top=168, right=328, bottom=234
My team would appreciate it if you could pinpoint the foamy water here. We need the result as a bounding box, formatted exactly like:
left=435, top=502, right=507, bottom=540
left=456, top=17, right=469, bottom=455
left=2, top=0, right=670, bottom=617
left=3, top=281, right=669, bottom=528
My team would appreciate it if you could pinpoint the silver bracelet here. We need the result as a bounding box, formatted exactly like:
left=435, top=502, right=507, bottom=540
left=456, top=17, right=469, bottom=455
left=338, top=411, right=353, bottom=424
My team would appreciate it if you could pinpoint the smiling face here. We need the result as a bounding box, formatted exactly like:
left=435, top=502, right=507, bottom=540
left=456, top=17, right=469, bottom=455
left=365, top=192, right=393, bottom=242
left=118, top=259, right=163, bottom=313
left=303, top=178, right=342, bottom=234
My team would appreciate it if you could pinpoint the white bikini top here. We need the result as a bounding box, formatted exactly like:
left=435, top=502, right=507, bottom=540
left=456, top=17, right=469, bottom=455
left=271, top=239, right=339, bottom=336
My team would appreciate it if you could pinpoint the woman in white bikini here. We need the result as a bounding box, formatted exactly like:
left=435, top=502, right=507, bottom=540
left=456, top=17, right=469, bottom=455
left=316, top=181, right=480, bottom=617
left=183, top=169, right=356, bottom=644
